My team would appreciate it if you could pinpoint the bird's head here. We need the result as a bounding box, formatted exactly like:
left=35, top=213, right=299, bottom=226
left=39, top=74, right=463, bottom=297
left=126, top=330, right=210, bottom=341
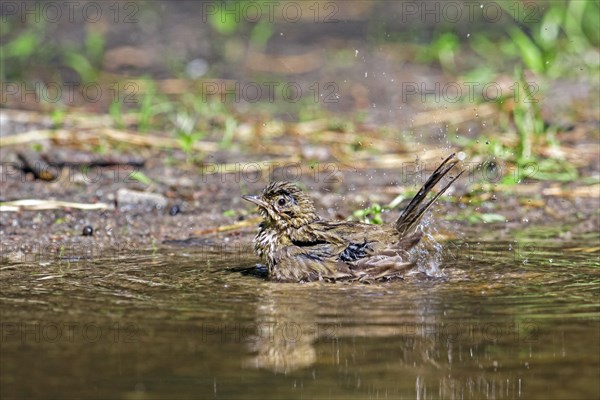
left=242, top=181, right=319, bottom=231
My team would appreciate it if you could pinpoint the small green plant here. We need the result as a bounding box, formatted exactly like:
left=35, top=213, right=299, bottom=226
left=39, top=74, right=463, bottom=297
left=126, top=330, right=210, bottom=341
left=249, top=21, right=273, bottom=52
left=222, top=209, right=236, bottom=217
left=352, top=203, right=384, bottom=224
left=1, top=19, right=47, bottom=80
left=510, top=67, right=578, bottom=183
left=129, top=170, right=154, bottom=186
left=475, top=1, right=600, bottom=78
left=63, top=51, right=97, bottom=83
left=177, top=131, right=206, bottom=163
left=138, top=82, right=157, bottom=132
left=84, top=30, right=105, bottom=66
left=172, top=111, right=206, bottom=163
left=508, top=27, right=548, bottom=75
left=109, top=99, right=125, bottom=129
left=512, top=68, right=544, bottom=162
left=351, top=192, right=412, bottom=225
left=62, top=30, right=105, bottom=83
left=136, top=79, right=174, bottom=132
left=50, top=107, right=66, bottom=128
left=208, top=1, right=239, bottom=35
left=416, top=32, right=459, bottom=73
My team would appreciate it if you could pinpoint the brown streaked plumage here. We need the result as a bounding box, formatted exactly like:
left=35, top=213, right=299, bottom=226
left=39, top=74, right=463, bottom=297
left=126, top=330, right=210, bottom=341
left=242, top=153, right=463, bottom=282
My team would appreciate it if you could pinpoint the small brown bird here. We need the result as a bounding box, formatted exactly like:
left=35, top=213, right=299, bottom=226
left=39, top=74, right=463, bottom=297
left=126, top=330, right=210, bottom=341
left=242, top=153, right=463, bottom=282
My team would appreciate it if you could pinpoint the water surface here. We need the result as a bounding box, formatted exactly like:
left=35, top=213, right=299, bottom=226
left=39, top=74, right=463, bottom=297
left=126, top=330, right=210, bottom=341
left=1, top=237, right=598, bottom=399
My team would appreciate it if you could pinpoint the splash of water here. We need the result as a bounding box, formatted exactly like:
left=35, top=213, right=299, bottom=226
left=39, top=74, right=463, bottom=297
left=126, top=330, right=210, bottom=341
left=412, top=216, right=445, bottom=277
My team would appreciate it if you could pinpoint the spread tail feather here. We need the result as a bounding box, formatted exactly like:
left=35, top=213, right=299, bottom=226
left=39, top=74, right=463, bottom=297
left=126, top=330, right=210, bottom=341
left=395, top=153, right=463, bottom=235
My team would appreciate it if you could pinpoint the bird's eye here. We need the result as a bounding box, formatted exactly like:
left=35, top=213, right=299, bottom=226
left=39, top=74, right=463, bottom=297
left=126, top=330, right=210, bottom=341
left=277, top=198, right=286, bottom=207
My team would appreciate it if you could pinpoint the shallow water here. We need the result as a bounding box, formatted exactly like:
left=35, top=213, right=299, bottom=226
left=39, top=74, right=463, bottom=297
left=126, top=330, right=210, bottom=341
left=1, top=237, right=599, bottom=399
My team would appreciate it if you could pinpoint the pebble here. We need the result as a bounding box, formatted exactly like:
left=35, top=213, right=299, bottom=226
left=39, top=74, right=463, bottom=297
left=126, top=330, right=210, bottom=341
left=169, top=205, right=181, bottom=216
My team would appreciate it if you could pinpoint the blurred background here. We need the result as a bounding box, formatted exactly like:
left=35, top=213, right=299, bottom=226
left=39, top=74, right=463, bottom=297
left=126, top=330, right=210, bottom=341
left=2, top=0, right=598, bottom=152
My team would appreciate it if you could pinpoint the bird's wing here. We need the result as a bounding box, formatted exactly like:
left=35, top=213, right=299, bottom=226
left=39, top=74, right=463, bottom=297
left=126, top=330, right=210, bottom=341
left=290, top=221, right=403, bottom=259
left=287, top=222, right=348, bottom=246
left=274, top=243, right=355, bottom=282
left=278, top=222, right=418, bottom=282
left=277, top=242, right=413, bottom=282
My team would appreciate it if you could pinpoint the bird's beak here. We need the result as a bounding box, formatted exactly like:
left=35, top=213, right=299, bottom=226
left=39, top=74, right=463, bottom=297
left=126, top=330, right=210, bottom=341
left=242, top=195, right=268, bottom=208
